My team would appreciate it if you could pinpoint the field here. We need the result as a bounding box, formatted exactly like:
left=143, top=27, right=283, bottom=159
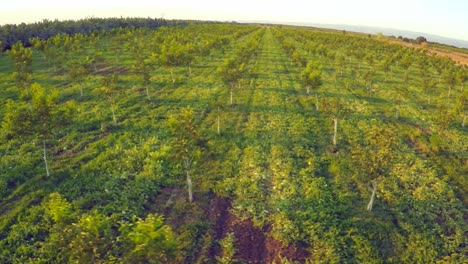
left=0, top=22, right=466, bottom=263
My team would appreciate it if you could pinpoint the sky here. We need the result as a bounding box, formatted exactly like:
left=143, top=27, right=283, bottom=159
left=1, top=0, right=467, bottom=41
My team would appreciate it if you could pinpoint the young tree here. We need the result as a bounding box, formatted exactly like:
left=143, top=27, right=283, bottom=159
left=129, top=35, right=156, bottom=98
left=160, top=41, right=192, bottom=84
left=455, top=92, right=467, bottom=127
left=335, top=54, right=346, bottom=77
left=400, top=54, right=412, bottom=82
left=420, top=75, right=437, bottom=104
left=168, top=107, right=201, bottom=203
left=380, top=58, right=392, bottom=81
left=216, top=233, right=236, bottom=264
left=132, top=56, right=155, bottom=98
left=442, top=68, right=457, bottom=98
left=120, top=213, right=176, bottom=262
left=211, top=102, right=224, bottom=135
left=456, top=68, right=466, bottom=92
left=364, top=54, right=375, bottom=70
left=2, top=83, right=75, bottom=177
left=351, top=123, right=397, bottom=211
left=322, top=97, right=349, bottom=146
left=67, top=57, right=92, bottom=97
left=99, top=73, right=120, bottom=125
left=301, top=62, right=323, bottom=111
left=292, top=50, right=307, bottom=67
left=8, top=42, right=33, bottom=102
left=362, top=69, right=376, bottom=97
left=218, top=58, right=245, bottom=105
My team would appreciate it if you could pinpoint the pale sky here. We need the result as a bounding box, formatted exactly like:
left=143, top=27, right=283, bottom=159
left=1, top=0, right=467, bottom=41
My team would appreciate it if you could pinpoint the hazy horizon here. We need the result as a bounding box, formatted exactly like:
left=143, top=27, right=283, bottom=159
left=1, top=0, right=467, bottom=42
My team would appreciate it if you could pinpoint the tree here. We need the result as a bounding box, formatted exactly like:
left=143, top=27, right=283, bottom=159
left=442, top=68, right=456, bottom=98
left=67, top=57, right=92, bottom=97
left=8, top=42, right=33, bottom=102
left=380, top=58, right=391, bottom=81
left=364, top=54, right=375, bottom=69
left=420, top=74, right=436, bottom=104
left=301, top=62, right=323, bottom=111
left=400, top=54, right=412, bottom=82
left=2, top=83, right=75, bottom=177
left=456, top=68, right=466, bottom=92
left=64, top=212, right=114, bottom=262
left=211, top=102, right=224, bottom=135
left=120, top=214, right=176, bottom=262
left=292, top=50, right=307, bottom=67
left=415, top=36, right=427, bottom=44
left=322, top=98, right=349, bottom=147
left=99, top=73, right=120, bottom=125
left=351, top=123, right=397, bottom=211
left=160, top=40, right=193, bottom=84
left=335, top=54, right=346, bottom=77
left=218, top=58, right=245, bottom=105
left=362, top=69, right=376, bottom=97
left=131, top=56, right=155, bottom=98
left=129, top=35, right=156, bottom=98
left=216, top=233, right=236, bottom=264
left=455, top=92, right=467, bottom=127
left=168, top=107, right=201, bottom=203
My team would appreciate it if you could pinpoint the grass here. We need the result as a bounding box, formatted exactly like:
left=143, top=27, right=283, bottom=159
left=0, top=23, right=466, bottom=263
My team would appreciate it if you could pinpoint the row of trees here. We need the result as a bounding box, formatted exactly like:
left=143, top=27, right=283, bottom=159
left=0, top=17, right=195, bottom=51
left=218, top=30, right=263, bottom=105
left=0, top=23, right=466, bottom=263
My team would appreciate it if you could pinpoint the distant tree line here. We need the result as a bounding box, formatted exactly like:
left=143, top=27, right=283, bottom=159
left=0, top=17, right=220, bottom=51
left=395, top=35, right=428, bottom=44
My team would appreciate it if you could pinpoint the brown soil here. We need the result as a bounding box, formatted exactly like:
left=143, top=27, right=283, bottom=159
left=93, top=62, right=128, bottom=75
left=385, top=39, right=468, bottom=66
left=208, top=196, right=310, bottom=263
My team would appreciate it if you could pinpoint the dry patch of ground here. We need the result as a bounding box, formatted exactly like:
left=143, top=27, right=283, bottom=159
left=385, top=39, right=468, bottom=66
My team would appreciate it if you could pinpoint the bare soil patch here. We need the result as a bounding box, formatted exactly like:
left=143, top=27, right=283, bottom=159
left=385, top=39, right=468, bottom=66
left=93, top=62, right=128, bottom=75
left=208, top=196, right=309, bottom=263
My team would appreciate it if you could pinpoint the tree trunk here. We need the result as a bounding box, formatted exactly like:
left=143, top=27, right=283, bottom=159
left=463, top=115, right=466, bottom=127
left=367, top=182, right=377, bottom=211
left=146, top=86, right=149, bottom=99
left=447, top=86, right=451, bottom=98
left=79, top=83, right=83, bottom=97
left=332, top=117, right=338, bottom=145
left=111, top=103, right=117, bottom=125
left=185, top=159, right=193, bottom=203
left=395, top=108, right=400, bottom=119
left=306, top=86, right=310, bottom=94
left=43, top=139, right=50, bottom=177
left=217, top=107, right=221, bottom=135
left=230, top=85, right=233, bottom=105
left=170, top=69, right=175, bottom=84
left=315, top=93, right=319, bottom=111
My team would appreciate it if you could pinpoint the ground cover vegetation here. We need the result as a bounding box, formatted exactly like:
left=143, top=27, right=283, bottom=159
left=0, top=20, right=466, bottom=263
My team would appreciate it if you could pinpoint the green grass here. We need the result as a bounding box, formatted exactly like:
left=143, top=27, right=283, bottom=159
left=0, top=23, right=466, bottom=263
